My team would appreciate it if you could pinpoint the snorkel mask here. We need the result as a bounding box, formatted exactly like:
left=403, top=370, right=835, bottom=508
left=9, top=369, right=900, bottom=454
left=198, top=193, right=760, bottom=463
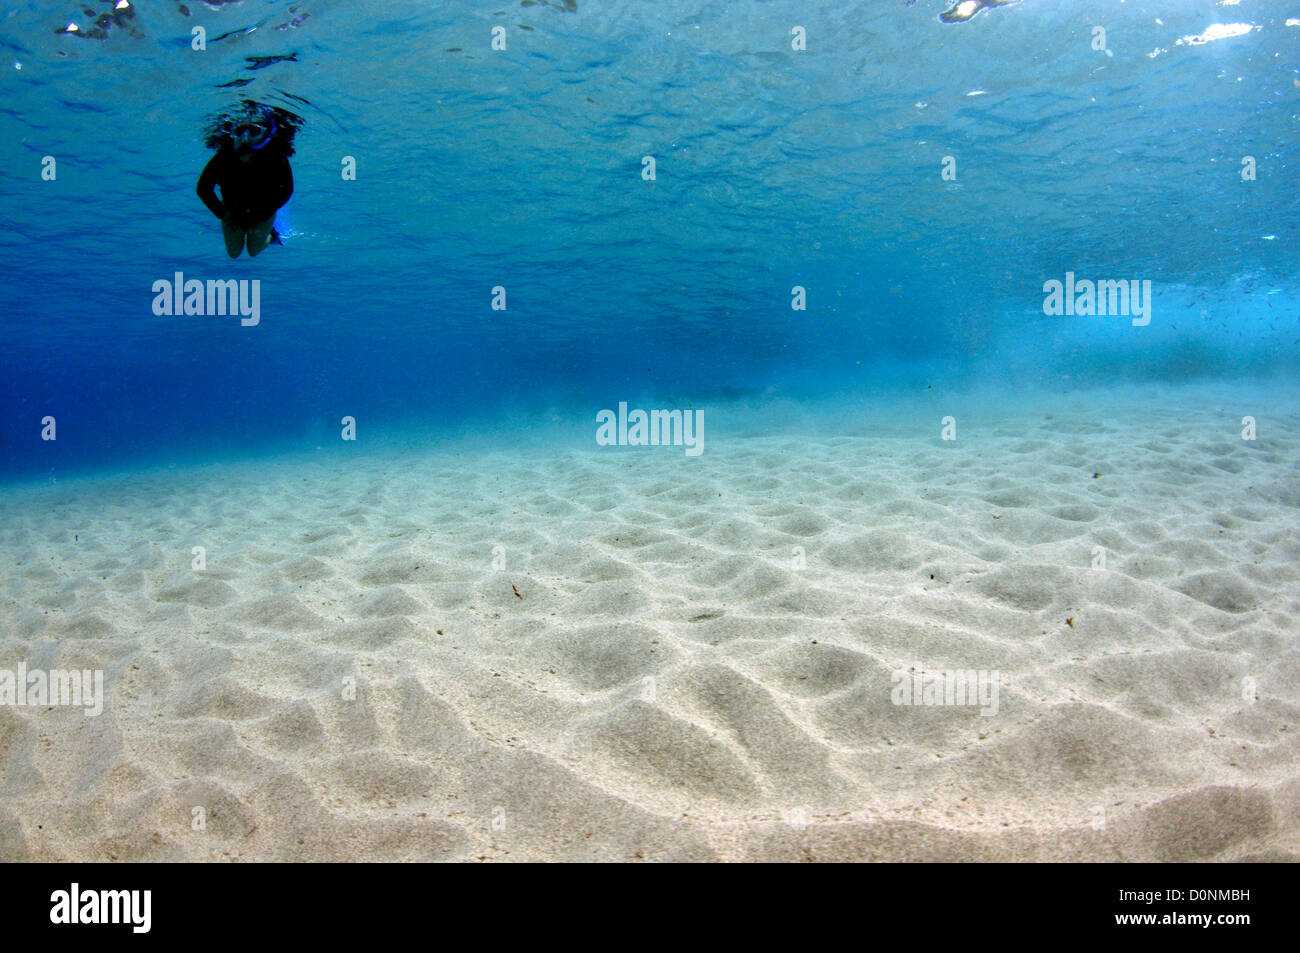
left=230, top=114, right=278, bottom=156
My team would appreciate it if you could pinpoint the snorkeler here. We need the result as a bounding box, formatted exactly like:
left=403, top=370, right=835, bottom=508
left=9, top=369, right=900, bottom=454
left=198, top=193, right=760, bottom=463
left=197, top=108, right=294, bottom=258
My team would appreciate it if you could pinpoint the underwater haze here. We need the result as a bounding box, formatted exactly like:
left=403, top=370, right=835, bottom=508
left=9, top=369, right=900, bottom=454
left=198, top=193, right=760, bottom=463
left=1, top=0, right=1297, bottom=475
left=1, top=1, right=1299, bottom=865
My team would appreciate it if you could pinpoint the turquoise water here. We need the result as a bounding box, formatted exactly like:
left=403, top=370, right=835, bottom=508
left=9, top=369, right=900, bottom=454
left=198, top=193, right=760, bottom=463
left=1, top=0, right=1296, bottom=477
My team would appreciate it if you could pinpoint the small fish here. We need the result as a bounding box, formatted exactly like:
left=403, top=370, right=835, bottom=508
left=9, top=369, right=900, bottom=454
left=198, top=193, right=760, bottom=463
left=511, top=584, right=522, bottom=599
left=940, top=0, right=1018, bottom=23
left=277, top=11, right=309, bottom=31
left=212, top=27, right=258, bottom=43
left=1065, top=617, right=1075, bottom=629
left=245, top=52, right=298, bottom=71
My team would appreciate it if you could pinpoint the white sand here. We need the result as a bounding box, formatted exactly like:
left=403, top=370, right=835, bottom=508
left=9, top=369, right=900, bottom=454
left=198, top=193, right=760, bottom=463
left=1, top=384, right=1297, bottom=861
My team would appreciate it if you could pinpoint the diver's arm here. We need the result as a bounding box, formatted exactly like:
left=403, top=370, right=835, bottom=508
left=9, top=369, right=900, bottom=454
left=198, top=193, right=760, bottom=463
left=196, top=155, right=226, bottom=220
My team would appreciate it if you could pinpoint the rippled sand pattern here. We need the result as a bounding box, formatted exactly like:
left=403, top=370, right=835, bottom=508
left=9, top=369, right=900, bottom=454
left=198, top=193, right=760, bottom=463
left=1, top=392, right=1297, bottom=861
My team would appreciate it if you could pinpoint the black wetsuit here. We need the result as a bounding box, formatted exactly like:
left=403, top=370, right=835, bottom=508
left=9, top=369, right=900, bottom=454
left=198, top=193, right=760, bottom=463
left=196, top=148, right=293, bottom=228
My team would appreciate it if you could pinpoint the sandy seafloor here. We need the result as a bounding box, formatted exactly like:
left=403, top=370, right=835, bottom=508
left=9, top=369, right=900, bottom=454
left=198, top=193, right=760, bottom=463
left=1, top=382, right=1297, bottom=862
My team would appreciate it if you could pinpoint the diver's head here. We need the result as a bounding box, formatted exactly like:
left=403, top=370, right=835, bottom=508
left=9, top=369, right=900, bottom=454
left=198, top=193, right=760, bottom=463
left=230, top=118, right=274, bottom=159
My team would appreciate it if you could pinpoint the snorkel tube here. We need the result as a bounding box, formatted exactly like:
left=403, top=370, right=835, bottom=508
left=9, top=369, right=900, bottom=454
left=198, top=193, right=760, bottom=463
left=249, top=115, right=278, bottom=151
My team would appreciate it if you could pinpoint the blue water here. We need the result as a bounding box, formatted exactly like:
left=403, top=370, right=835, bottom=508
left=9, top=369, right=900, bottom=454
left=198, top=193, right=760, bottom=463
left=1, top=0, right=1297, bottom=480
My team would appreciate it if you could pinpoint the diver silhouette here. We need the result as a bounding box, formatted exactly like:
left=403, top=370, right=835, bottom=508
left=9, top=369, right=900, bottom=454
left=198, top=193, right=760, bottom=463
left=197, top=104, right=298, bottom=258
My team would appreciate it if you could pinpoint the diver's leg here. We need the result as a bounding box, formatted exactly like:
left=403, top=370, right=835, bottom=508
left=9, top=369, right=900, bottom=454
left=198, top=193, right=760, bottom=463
left=245, top=217, right=275, bottom=257
left=222, top=220, right=245, bottom=258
